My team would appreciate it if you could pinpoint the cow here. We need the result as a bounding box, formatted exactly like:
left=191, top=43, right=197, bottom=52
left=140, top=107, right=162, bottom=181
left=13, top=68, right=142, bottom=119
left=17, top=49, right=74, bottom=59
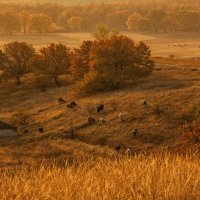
left=97, top=105, right=104, bottom=113
left=58, top=98, right=66, bottom=104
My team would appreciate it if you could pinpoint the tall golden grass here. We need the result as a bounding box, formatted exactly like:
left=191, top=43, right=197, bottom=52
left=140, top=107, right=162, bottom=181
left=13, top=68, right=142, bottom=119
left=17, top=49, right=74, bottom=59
left=0, top=153, right=199, bottom=200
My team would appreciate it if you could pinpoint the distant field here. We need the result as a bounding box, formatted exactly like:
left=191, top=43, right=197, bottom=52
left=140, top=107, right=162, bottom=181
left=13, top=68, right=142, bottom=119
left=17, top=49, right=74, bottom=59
left=0, top=32, right=200, bottom=58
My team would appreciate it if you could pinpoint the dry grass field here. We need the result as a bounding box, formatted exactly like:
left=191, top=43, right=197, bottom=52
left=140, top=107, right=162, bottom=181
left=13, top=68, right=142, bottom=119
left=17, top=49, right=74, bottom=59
left=1, top=32, right=200, bottom=58
left=0, top=58, right=200, bottom=168
left=0, top=33, right=200, bottom=199
left=0, top=153, right=199, bottom=200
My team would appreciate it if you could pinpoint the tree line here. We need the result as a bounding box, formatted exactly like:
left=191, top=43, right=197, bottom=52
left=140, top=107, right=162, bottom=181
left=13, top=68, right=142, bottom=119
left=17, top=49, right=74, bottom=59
left=0, top=27, right=154, bottom=93
left=1, top=1, right=200, bottom=34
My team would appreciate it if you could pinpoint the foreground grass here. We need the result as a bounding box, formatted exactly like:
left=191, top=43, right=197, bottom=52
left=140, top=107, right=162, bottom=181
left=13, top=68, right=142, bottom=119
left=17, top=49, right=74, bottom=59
left=0, top=153, right=199, bottom=200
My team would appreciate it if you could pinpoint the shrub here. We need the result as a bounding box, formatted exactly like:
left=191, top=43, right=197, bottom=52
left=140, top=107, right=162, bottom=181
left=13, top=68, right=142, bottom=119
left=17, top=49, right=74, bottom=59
left=179, top=120, right=200, bottom=144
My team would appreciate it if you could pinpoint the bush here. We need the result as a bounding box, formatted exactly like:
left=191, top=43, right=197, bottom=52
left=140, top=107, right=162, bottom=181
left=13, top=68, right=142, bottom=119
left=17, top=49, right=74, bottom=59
left=179, top=120, right=200, bottom=143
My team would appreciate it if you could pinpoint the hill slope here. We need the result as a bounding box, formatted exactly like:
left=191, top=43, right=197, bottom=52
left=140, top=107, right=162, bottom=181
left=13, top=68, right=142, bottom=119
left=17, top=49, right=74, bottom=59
left=0, top=60, right=200, bottom=168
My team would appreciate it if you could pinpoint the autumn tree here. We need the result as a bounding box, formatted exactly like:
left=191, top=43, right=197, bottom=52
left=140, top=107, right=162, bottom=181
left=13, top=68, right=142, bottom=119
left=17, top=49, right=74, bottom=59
left=71, top=40, right=93, bottom=81
left=58, top=9, right=73, bottom=31
left=162, top=12, right=180, bottom=32
left=36, top=3, right=65, bottom=23
left=0, top=13, right=5, bottom=34
left=93, top=24, right=119, bottom=41
left=107, top=10, right=129, bottom=30
left=67, top=16, right=84, bottom=31
left=126, top=13, right=142, bottom=31
left=0, top=11, right=20, bottom=34
left=136, top=18, right=152, bottom=32
left=20, top=10, right=30, bottom=34
left=0, top=42, right=35, bottom=85
left=30, top=14, right=53, bottom=33
left=178, top=10, right=200, bottom=32
left=134, top=41, right=154, bottom=76
left=75, top=35, right=154, bottom=93
left=148, top=9, right=166, bottom=32
left=33, top=43, right=71, bottom=87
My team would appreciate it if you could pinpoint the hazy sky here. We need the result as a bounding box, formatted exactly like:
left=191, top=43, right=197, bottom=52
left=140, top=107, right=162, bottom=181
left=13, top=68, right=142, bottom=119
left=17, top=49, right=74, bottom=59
left=0, top=0, right=128, bottom=4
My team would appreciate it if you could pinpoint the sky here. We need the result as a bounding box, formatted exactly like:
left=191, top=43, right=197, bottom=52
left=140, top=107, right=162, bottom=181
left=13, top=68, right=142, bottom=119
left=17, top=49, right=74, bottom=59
left=0, top=0, right=129, bottom=5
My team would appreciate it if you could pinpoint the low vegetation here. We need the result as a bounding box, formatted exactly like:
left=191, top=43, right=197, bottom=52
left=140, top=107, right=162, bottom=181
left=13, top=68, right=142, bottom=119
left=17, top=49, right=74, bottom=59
left=0, top=153, right=199, bottom=200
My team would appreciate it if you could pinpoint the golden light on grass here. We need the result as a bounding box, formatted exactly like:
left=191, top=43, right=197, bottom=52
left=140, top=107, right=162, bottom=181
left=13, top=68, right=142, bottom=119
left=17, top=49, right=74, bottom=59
left=0, top=153, right=199, bottom=200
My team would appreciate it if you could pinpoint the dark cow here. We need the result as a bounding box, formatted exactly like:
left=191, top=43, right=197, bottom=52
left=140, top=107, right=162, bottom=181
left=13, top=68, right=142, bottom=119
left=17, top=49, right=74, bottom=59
left=132, top=128, right=138, bottom=138
left=58, top=98, right=66, bottom=104
left=97, top=104, right=104, bottom=113
left=141, top=100, right=147, bottom=106
left=23, top=128, right=29, bottom=134
left=39, top=127, right=44, bottom=133
left=115, top=144, right=121, bottom=151
left=70, top=102, right=77, bottom=107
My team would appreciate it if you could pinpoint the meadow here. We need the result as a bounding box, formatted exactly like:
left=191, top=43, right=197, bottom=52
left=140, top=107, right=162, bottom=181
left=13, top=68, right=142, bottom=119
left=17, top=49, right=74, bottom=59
left=0, top=153, right=199, bottom=200
left=1, top=32, right=200, bottom=58
left=0, top=31, right=200, bottom=199
left=0, top=57, right=200, bottom=168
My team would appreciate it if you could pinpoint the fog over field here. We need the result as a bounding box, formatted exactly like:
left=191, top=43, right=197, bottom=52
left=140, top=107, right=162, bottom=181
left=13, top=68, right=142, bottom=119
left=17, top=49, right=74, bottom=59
left=1, top=32, right=200, bottom=58
left=1, top=0, right=124, bottom=4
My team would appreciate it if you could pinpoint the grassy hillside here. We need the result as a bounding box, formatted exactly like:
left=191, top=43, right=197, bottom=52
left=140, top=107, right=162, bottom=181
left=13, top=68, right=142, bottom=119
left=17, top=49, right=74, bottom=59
left=0, top=59, right=200, bottom=168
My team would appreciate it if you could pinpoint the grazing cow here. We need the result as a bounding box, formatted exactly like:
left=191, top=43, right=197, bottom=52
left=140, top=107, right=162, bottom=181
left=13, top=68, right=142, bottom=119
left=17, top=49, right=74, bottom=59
left=141, top=100, right=147, bottom=107
left=58, top=98, right=66, bottom=104
left=39, top=127, right=44, bottom=133
left=70, top=102, right=77, bottom=107
left=119, top=112, right=124, bottom=123
left=23, top=128, right=29, bottom=134
left=67, top=101, right=78, bottom=109
left=88, top=117, right=96, bottom=125
left=115, top=144, right=121, bottom=151
left=97, top=105, right=104, bottom=113
left=132, top=128, right=138, bottom=138
left=125, top=148, right=132, bottom=157
left=99, top=118, right=106, bottom=123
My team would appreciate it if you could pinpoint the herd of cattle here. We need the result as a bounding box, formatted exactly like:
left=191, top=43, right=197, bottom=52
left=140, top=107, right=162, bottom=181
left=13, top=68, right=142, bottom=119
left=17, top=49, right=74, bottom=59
left=17, top=97, right=148, bottom=156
